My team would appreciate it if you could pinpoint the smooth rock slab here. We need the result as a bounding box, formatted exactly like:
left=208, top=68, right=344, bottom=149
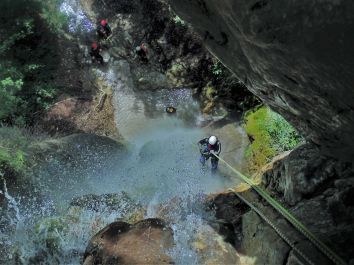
left=83, top=218, right=174, bottom=265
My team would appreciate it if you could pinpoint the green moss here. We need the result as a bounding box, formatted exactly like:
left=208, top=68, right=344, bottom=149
left=34, top=216, right=69, bottom=254
left=170, top=63, right=184, bottom=76
left=244, top=106, right=304, bottom=172
left=205, top=85, right=217, bottom=100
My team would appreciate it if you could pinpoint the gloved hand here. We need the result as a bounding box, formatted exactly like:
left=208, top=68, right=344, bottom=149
left=210, top=150, right=216, bottom=156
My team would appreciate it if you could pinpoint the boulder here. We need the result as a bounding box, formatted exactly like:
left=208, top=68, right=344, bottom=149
left=29, top=133, right=127, bottom=165
left=83, top=218, right=174, bottom=265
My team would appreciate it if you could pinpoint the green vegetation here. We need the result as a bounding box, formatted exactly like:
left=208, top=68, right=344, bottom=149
left=39, top=0, right=68, bottom=33
left=170, top=63, right=184, bottom=76
left=173, top=15, right=186, bottom=26
left=0, top=0, right=67, bottom=125
left=0, top=127, right=30, bottom=174
left=244, top=105, right=304, bottom=172
left=34, top=216, right=69, bottom=255
left=211, top=61, right=223, bottom=78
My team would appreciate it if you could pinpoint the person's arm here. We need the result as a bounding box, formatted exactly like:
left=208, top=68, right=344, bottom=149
left=198, top=138, right=209, bottom=155
left=215, top=141, right=221, bottom=155
left=198, top=138, right=207, bottom=145
left=106, top=25, right=112, bottom=34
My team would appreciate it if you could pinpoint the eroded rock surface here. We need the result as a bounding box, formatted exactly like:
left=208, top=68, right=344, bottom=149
left=168, top=0, right=354, bottom=162
left=262, top=144, right=354, bottom=262
left=83, top=218, right=174, bottom=265
left=80, top=0, right=258, bottom=116
left=168, top=1, right=354, bottom=263
left=208, top=146, right=354, bottom=263
left=208, top=190, right=336, bottom=265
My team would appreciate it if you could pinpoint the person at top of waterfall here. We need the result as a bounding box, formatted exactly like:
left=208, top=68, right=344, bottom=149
left=135, top=43, right=148, bottom=62
left=198, top=135, right=221, bottom=171
left=97, top=19, right=112, bottom=39
left=90, top=42, right=104, bottom=64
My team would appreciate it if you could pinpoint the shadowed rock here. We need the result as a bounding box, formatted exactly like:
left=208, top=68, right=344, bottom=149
left=168, top=0, right=354, bottom=162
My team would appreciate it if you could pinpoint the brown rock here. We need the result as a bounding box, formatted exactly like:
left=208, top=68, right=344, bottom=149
left=83, top=218, right=174, bottom=265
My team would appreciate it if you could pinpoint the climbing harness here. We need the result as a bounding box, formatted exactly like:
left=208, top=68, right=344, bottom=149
left=192, top=140, right=346, bottom=265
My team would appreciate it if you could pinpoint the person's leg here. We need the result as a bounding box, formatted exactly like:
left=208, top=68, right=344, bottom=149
left=97, top=30, right=104, bottom=39
left=199, top=155, right=206, bottom=166
left=96, top=54, right=104, bottom=64
left=211, top=156, right=219, bottom=171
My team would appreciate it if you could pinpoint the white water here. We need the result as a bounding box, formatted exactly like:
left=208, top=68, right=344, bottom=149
left=0, top=1, right=245, bottom=264
left=0, top=68, right=239, bottom=264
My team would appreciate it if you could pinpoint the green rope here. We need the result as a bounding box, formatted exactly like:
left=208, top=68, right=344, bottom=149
left=229, top=187, right=315, bottom=265
left=193, top=140, right=346, bottom=265
left=213, top=153, right=347, bottom=265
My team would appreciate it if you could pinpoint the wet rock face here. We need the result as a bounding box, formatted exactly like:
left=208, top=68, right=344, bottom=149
left=207, top=192, right=250, bottom=247
left=83, top=218, right=174, bottom=265
left=262, top=144, right=354, bottom=261
left=82, top=0, right=258, bottom=115
left=168, top=0, right=354, bottom=162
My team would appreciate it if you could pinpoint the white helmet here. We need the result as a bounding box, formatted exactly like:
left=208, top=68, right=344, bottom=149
left=208, top=136, right=217, bottom=145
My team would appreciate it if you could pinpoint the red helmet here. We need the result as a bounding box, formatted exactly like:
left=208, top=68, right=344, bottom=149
left=92, top=42, right=98, bottom=49
left=100, top=19, right=107, bottom=26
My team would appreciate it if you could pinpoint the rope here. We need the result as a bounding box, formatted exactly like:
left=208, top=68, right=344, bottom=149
left=193, top=141, right=346, bottom=265
left=213, top=153, right=346, bottom=265
left=229, top=188, right=315, bottom=265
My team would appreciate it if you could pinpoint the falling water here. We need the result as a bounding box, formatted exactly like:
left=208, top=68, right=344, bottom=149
left=0, top=1, right=246, bottom=264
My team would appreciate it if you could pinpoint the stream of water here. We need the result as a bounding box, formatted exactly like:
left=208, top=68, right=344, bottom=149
left=0, top=1, right=245, bottom=264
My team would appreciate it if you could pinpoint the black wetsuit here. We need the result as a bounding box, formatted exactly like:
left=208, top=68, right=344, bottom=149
left=90, top=46, right=103, bottom=64
left=97, top=24, right=112, bottom=39
left=136, top=45, right=148, bottom=63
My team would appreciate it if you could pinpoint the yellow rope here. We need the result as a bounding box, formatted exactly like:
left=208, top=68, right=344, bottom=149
left=194, top=141, right=346, bottom=265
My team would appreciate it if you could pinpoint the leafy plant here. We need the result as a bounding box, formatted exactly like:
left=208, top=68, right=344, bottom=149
left=211, top=61, right=223, bottom=79
left=170, top=63, right=184, bottom=76
left=244, top=106, right=304, bottom=172
left=0, top=19, right=34, bottom=54
left=0, top=78, right=24, bottom=121
left=173, top=15, right=185, bottom=26
left=38, top=0, right=68, bottom=33
left=0, top=0, right=63, bottom=125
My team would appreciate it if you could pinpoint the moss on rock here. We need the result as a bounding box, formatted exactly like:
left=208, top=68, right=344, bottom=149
left=244, top=105, right=303, bottom=173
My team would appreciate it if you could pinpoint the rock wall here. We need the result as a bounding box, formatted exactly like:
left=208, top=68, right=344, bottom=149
left=166, top=1, right=354, bottom=263
left=168, top=0, right=354, bottom=162
left=261, top=144, right=354, bottom=263
left=81, top=0, right=258, bottom=116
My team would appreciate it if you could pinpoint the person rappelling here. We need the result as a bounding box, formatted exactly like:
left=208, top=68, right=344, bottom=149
left=198, top=135, right=221, bottom=171
left=135, top=42, right=148, bottom=62
left=97, top=19, right=112, bottom=40
left=90, top=42, right=104, bottom=64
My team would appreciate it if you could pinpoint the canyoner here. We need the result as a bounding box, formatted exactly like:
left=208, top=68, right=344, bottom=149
left=2, top=0, right=353, bottom=264
left=198, top=136, right=221, bottom=172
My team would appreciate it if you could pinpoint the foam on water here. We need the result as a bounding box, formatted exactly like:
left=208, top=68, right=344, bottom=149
left=0, top=1, right=242, bottom=263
